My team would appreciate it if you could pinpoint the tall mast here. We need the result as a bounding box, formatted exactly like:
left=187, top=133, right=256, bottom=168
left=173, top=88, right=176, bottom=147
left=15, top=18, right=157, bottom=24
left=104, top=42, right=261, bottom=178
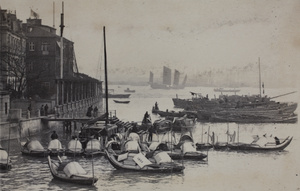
left=60, top=2, right=64, bottom=79
left=103, top=26, right=109, bottom=124
left=258, top=57, right=261, bottom=97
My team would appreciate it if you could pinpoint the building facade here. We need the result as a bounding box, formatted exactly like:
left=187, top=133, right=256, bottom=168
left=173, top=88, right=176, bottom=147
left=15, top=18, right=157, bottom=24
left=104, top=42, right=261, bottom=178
left=1, top=8, right=102, bottom=120
left=0, top=8, right=27, bottom=120
left=22, top=18, right=102, bottom=117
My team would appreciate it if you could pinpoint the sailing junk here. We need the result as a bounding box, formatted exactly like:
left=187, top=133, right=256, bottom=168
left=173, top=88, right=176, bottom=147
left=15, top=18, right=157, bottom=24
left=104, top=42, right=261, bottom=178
left=149, top=66, right=187, bottom=89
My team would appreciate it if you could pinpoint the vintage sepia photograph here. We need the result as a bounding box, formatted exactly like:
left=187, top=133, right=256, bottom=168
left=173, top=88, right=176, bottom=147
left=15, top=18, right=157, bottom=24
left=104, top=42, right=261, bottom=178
left=0, top=0, right=299, bottom=190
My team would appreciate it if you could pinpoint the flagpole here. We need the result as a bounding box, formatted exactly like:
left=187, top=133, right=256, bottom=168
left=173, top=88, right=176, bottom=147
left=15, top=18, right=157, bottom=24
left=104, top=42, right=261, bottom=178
left=53, top=2, right=55, bottom=28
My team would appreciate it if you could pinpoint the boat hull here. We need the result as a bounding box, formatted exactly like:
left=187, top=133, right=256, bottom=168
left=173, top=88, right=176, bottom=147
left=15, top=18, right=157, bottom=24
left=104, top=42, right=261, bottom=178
left=47, top=156, right=98, bottom=185
left=105, top=150, right=184, bottom=173
left=0, top=163, right=12, bottom=171
left=227, top=137, right=293, bottom=151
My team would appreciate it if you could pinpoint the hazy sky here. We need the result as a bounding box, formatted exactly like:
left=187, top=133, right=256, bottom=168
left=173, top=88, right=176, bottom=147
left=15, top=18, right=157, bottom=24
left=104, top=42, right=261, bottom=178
left=2, top=0, right=300, bottom=87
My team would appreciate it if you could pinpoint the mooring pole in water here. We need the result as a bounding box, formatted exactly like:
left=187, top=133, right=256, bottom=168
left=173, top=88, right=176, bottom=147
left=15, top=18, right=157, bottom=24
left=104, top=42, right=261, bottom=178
left=201, top=124, right=203, bottom=144
left=237, top=124, right=240, bottom=143
left=91, top=139, right=95, bottom=185
left=206, top=126, right=210, bottom=162
left=7, top=126, right=11, bottom=169
left=226, top=123, right=229, bottom=144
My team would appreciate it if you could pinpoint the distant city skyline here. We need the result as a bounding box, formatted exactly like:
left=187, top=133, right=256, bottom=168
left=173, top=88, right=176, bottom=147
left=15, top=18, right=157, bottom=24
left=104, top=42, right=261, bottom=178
left=1, top=0, right=300, bottom=89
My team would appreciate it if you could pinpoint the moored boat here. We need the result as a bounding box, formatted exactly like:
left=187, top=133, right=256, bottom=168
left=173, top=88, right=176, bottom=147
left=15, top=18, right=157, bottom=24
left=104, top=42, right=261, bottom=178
left=124, top=88, right=135, bottom=93
left=65, top=138, right=84, bottom=156
left=113, top=100, right=130, bottom=104
left=227, top=136, right=293, bottom=151
left=21, top=139, right=48, bottom=157
left=84, top=139, right=105, bottom=157
left=48, top=139, right=65, bottom=156
left=105, top=149, right=185, bottom=173
left=47, top=156, right=98, bottom=185
left=0, top=148, right=12, bottom=171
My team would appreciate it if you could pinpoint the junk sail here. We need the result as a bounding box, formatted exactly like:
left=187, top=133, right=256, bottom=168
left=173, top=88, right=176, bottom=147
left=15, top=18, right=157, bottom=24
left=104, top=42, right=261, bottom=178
left=162, top=66, right=172, bottom=86
left=149, top=71, right=154, bottom=84
left=173, top=70, right=180, bottom=87
left=149, top=67, right=186, bottom=89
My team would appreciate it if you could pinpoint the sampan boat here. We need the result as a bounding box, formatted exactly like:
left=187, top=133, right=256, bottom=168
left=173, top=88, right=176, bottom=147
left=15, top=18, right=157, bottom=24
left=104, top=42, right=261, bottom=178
left=105, top=149, right=185, bottom=173
left=21, top=140, right=48, bottom=157
left=159, top=134, right=207, bottom=161
left=227, top=136, right=293, bottom=151
left=47, top=139, right=65, bottom=156
left=47, top=156, right=98, bottom=185
left=65, top=139, right=84, bottom=156
left=0, top=148, right=12, bottom=171
left=83, top=139, right=105, bottom=157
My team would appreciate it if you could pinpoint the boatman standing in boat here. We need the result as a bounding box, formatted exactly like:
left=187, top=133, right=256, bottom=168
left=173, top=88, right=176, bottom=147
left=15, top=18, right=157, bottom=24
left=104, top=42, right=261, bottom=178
left=51, top=131, right=59, bottom=140
left=143, top=111, right=151, bottom=124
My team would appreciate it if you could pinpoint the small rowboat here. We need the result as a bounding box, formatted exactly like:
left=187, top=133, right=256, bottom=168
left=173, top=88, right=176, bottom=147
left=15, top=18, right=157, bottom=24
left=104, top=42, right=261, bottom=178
left=105, top=142, right=185, bottom=173
left=124, top=88, right=135, bottom=93
left=21, top=140, right=48, bottom=157
left=227, top=136, right=293, bottom=151
left=47, top=156, right=98, bottom=185
left=113, top=100, right=130, bottom=104
left=65, top=139, right=84, bottom=157
left=157, top=134, right=207, bottom=161
left=83, top=139, right=105, bottom=157
left=0, top=148, right=12, bottom=171
left=48, top=139, right=65, bottom=156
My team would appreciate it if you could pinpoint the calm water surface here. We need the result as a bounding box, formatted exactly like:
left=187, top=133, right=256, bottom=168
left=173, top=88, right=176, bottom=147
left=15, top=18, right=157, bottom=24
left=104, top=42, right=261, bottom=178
left=1, top=85, right=300, bottom=191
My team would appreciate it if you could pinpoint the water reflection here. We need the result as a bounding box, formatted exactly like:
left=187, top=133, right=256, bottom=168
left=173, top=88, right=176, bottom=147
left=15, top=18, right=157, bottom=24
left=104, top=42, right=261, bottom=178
left=0, top=85, right=299, bottom=190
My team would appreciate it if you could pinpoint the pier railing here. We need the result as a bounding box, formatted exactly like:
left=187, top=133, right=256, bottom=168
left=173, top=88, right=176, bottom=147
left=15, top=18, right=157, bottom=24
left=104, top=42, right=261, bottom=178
left=55, top=95, right=103, bottom=119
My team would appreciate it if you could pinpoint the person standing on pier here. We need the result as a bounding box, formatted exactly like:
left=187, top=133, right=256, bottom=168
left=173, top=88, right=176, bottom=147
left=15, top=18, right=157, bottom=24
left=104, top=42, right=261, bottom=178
left=86, top=106, right=93, bottom=117
left=93, top=106, right=98, bottom=117
left=27, top=104, right=32, bottom=119
left=40, top=105, right=45, bottom=116
left=44, top=104, right=49, bottom=116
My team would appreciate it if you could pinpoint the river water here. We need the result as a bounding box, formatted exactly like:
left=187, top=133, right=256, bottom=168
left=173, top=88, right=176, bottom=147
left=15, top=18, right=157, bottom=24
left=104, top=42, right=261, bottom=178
left=1, top=85, right=299, bottom=191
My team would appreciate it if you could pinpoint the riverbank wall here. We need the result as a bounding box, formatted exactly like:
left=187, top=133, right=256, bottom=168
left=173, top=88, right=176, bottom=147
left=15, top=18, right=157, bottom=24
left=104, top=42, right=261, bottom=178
left=0, top=116, right=61, bottom=140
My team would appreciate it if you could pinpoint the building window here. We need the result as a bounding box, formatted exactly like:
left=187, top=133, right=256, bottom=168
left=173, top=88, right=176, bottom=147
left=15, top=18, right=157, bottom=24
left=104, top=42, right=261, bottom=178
left=5, top=103, right=8, bottom=115
left=41, top=43, right=48, bottom=51
left=29, top=42, right=35, bottom=51
left=41, top=42, right=49, bottom=55
left=42, top=82, right=50, bottom=90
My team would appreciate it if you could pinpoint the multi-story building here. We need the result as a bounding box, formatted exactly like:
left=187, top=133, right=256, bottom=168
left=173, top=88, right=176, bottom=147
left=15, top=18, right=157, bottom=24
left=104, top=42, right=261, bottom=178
left=22, top=17, right=102, bottom=116
left=1, top=7, right=102, bottom=119
left=0, top=8, right=26, bottom=120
